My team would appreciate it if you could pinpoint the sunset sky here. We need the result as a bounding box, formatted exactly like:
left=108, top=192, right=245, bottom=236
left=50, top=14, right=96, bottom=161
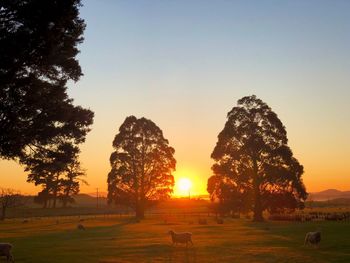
left=0, top=0, right=349, bottom=196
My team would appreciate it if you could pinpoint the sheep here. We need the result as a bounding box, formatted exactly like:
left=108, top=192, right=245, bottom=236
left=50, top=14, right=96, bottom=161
left=168, top=230, right=193, bottom=247
left=304, top=231, right=321, bottom=247
left=77, top=223, right=86, bottom=230
left=0, top=243, right=14, bottom=262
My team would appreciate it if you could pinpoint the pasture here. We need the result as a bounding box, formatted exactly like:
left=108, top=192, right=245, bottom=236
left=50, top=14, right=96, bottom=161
left=0, top=214, right=349, bottom=262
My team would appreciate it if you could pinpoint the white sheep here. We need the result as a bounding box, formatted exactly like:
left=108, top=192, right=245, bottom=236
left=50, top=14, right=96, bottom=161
left=304, top=231, right=321, bottom=247
left=0, top=243, right=14, bottom=262
left=168, top=230, right=193, bottom=247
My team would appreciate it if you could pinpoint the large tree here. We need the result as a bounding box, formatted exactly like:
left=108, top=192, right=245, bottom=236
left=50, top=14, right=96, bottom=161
left=0, top=0, right=93, bottom=159
left=107, top=116, right=176, bottom=219
left=209, top=95, right=307, bottom=221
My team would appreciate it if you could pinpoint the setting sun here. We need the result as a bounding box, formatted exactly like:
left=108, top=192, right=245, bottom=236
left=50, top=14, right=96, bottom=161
left=178, top=178, right=192, bottom=193
left=173, top=167, right=208, bottom=197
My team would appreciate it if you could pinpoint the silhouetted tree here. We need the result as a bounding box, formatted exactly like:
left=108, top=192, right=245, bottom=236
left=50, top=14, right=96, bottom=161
left=108, top=116, right=176, bottom=219
left=209, top=95, right=307, bottom=221
left=25, top=142, right=82, bottom=208
left=0, top=188, right=24, bottom=220
left=59, top=159, right=87, bottom=207
left=34, top=189, right=52, bottom=208
left=0, top=0, right=93, bottom=160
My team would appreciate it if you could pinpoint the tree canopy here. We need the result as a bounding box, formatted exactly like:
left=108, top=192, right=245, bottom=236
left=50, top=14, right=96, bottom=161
left=107, top=116, right=176, bottom=219
left=208, top=95, right=307, bottom=221
left=0, top=0, right=93, bottom=159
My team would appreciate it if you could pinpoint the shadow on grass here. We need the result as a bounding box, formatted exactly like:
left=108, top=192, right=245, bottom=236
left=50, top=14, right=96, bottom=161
left=99, top=244, right=198, bottom=263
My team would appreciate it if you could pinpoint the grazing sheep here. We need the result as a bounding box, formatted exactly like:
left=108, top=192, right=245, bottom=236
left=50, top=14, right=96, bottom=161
left=77, top=223, right=86, bottom=230
left=168, top=230, right=193, bottom=247
left=0, top=243, right=14, bottom=262
left=304, top=231, right=321, bottom=247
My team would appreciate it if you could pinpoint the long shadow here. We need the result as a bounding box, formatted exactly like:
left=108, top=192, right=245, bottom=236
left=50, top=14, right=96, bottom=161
left=103, top=243, right=197, bottom=263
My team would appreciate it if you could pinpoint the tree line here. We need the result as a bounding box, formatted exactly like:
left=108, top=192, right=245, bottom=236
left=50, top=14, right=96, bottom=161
left=0, top=0, right=307, bottom=221
left=106, top=95, right=307, bottom=221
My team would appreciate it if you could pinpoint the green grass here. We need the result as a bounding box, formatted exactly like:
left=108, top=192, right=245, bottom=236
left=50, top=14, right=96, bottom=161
left=0, top=215, right=349, bottom=262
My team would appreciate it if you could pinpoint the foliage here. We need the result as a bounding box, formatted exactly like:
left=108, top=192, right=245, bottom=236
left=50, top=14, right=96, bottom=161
left=207, top=175, right=251, bottom=216
left=60, top=159, right=87, bottom=207
left=108, top=116, right=176, bottom=218
left=24, top=142, right=86, bottom=208
left=208, top=95, right=307, bottom=221
left=0, top=0, right=93, bottom=159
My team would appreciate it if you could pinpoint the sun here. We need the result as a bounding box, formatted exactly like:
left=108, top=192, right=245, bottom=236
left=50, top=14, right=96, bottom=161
left=178, top=178, right=192, bottom=193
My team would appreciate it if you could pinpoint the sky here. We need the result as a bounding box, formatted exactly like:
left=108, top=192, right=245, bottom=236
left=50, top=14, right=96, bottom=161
left=0, top=0, right=349, bottom=196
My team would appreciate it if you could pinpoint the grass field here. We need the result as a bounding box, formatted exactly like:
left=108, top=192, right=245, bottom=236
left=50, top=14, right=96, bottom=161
left=0, top=214, right=349, bottom=263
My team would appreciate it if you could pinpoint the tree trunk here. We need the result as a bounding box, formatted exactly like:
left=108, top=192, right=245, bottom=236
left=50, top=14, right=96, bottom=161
left=0, top=206, right=6, bottom=221
left=253, top=186, right=264, bottom=222
left=62, top=194, right=69, bottom=208
left=253, top=159, right=264, bottom=222
left=135, top=202, right=145, bottom=219
left=52, top=192, right=57, bottom=208
left=52, top=173, right=60, bottom=208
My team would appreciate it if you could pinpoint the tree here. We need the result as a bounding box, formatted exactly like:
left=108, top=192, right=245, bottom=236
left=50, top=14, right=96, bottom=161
left=0, top=0, right=93, bottom=160
left=209, top=95, right=307, bottom=221
left=24, top=141, right=85, bottom=208
left=59, top=159, right=87, bottom=207
left=0, top=188, right=25, bottom=220
left=107, top=116, right=176, bottom=219
left=33, top=189, right=52, bottom=208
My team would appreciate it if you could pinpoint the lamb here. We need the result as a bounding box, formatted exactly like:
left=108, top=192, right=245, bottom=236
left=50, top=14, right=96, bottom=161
left=77, top=223, right=86, bottom=230
left=168, top=230, right=193, bottom=247
left=304, top=231, right=321, bottom=247
left=0, top=243, right=14, bottom=262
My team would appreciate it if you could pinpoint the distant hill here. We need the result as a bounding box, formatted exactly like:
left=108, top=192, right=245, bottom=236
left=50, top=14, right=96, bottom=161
left=73, top=194, right=107, bottom=207
left=308, top=189, right=350, bottom=201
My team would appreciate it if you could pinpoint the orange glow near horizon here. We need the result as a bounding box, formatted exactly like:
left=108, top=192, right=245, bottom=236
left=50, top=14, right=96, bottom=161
left=177, top=178, right=192, bottom=195
left=172, top=167, right=208, bottom=197
left=0, top=158, right=349, bottom=196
